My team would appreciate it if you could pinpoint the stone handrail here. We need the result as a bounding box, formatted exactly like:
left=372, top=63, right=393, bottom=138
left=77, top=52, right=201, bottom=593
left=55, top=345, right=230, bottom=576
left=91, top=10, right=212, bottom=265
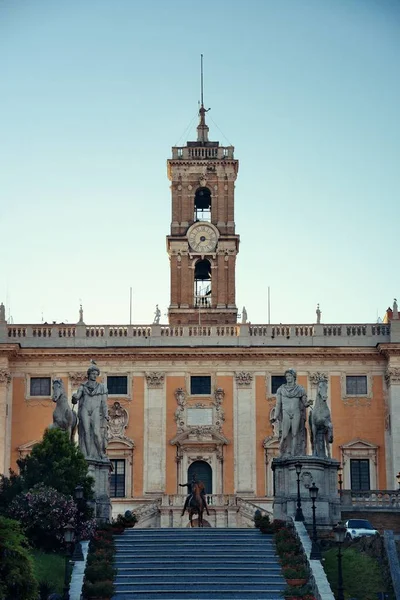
left=164, top=494, right=237, bottom=507
left=3, top=321, right=391, bottom=347
left=236, top=496, right=273, bottom=519
left=341, top=489, right=400, bottom=509
left=383, top=530, right=400, bottom=600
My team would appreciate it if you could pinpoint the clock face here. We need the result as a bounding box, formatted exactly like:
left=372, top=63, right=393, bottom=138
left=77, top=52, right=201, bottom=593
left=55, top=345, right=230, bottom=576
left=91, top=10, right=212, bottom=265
left=188, top=224, right=218, bottom=253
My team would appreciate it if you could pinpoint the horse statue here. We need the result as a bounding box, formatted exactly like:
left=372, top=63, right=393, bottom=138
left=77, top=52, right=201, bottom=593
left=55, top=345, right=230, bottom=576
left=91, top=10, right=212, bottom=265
left=49, top=379, right=77, bottom=442
left=309, top=379, right=333, bottom=458
left=187, top=481, right=206, bottom=528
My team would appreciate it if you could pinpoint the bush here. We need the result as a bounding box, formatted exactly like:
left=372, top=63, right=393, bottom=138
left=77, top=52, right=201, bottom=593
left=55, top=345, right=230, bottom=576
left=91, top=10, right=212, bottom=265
left=0, top=516, right=38, bottom=600
left=8, top=484, right=77, bottom=551
left=82, top=579, right=115, bottom=599
left=113, top=510, right=137, bottom=529
left=84, top=563, right=116, bottom=583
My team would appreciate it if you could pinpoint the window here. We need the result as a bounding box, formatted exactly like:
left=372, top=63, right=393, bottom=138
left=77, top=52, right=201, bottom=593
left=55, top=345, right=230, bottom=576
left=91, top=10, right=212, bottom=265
left=194, top=187, right=211, bottom=222
left=350, top=459, right=370, bottom=491
left=110, top=459, right=126, bottom=497
left=107, top=376, right=128, bottom=395
left=271, top=375, right=287, bottom=395
left=30, top=377, right=51, bottom=396
left=190, top=376, right=211, bottom=395
left=346, top=376, right=367, bottom=396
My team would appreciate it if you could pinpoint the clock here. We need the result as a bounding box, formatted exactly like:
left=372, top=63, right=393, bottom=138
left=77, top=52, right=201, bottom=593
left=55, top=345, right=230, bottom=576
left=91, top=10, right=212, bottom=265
left=187, top=223, right=219, bottom=253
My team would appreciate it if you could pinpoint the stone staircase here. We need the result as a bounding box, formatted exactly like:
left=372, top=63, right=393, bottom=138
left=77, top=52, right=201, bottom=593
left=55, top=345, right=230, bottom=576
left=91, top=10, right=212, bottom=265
left=112, top=527, right=286, bottom=600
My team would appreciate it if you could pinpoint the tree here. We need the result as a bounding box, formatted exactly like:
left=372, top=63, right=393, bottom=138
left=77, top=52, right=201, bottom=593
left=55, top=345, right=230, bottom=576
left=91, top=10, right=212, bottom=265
left=17, top=428, right=93, bottom=498
left=0, top=516, right=38, bottom=600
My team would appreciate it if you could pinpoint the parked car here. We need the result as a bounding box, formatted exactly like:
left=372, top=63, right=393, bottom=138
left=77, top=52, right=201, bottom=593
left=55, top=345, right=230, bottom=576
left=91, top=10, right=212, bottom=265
left=344, top=519, right=379, bottom=540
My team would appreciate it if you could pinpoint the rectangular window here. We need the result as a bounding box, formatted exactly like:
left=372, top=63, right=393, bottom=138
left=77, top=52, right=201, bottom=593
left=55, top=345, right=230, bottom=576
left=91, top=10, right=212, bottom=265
left=110, top=459, right=126, bottom=497
left=271, top=375, right=287, bottom=395
left=190, top=376, right=211, bottom=395
left=346, top=375, right=367, bottom=396
left=107, top=376, right=128, bottom=395
left=350, top=459, right=370, bottom=491
left=30, top=377, right=51, bottom=396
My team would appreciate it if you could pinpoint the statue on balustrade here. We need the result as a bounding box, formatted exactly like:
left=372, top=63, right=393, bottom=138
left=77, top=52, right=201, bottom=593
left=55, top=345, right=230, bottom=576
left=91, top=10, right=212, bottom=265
left=72, top=360, right=109, bottom=461
left=309, top=377, right=333, bottom=458
left=271, top=369, right=312, bottom=457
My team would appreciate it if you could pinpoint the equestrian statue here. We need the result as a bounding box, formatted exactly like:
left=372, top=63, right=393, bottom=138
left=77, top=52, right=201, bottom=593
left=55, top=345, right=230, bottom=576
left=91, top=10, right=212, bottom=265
left=180, top=473, right=210, bottom=527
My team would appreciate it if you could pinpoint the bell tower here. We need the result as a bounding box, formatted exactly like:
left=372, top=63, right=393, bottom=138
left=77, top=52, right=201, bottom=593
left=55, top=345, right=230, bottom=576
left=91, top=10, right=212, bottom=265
left=167, top=70, right=239, bottom=326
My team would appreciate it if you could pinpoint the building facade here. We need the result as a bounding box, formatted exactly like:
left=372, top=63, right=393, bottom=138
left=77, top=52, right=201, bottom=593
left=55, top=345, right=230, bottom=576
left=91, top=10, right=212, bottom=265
left=1, top=108, right=399, bottom=525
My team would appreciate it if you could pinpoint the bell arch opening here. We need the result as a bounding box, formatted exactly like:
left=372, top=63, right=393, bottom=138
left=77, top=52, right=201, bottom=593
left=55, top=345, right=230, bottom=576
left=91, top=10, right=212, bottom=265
left=194, top=259, right=211, bottom=307
left=194, top=187, right=211, bottom=222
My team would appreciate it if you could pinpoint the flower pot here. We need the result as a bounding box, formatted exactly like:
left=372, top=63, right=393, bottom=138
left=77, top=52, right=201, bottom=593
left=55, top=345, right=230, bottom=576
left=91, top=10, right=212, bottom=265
left=286, top=578, right=308, bottom=586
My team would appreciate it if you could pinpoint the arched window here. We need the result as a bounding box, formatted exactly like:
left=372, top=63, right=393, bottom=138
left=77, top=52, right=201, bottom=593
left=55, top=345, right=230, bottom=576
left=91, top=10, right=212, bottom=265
left=194, top=187, right=211, bottom=222
left=188, top=460, right=213, bottom=494
left=194, top=259, right=211, bottom=307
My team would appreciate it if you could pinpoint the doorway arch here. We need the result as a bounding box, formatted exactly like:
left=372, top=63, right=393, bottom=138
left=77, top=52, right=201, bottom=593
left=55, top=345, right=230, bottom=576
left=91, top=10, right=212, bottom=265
left=188, top=460, right=212, bottom=494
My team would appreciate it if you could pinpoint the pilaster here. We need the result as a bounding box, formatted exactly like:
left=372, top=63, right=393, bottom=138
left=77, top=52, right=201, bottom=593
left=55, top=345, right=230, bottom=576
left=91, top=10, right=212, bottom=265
left=144, top=372, right=166, bottom=494
left=0, top=368, right=11, bottom=475
left=234, top=372, right=256, bottom=494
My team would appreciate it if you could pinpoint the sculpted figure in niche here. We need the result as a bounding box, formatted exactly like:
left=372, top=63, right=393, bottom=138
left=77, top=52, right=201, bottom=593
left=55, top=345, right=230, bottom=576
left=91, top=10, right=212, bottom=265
left=271, top=369, right=312, bottom=457
left=72, top=360, right=109, bottom=461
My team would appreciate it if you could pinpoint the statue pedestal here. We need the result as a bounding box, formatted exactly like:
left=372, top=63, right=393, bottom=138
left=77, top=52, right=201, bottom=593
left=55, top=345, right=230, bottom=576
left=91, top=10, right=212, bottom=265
left=87, top=459, right=112, bottom=523
left=272, top=456, right=341, bottom=529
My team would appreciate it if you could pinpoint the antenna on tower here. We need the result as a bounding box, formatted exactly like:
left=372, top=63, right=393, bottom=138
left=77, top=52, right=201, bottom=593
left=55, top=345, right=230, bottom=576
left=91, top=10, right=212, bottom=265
left=201, top=53, right=204, bottom=107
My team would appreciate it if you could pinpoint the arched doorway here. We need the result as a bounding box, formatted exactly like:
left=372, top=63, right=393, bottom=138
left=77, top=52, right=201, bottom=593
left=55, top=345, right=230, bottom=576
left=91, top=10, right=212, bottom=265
left=188, top=460, right=212, bottom=494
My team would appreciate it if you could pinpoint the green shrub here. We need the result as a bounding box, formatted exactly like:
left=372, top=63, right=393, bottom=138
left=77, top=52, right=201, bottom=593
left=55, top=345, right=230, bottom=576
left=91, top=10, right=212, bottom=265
left=82, top=579, right=115, bottom=599
left=84, top=563, right=116, bottom=583
left=0, top=516, right=38, bottom=600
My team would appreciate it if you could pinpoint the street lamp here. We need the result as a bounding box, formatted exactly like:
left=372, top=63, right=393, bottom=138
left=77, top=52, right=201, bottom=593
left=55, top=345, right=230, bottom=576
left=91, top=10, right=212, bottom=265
left=294, top=462, right=304, bottom=521
left=63, top=520, right=75, bottom=600
left=309, top=482, right=322, bottom=560
left=338, top=466, right=343, bottom=496
left=333, top=523, right=347, bottom=600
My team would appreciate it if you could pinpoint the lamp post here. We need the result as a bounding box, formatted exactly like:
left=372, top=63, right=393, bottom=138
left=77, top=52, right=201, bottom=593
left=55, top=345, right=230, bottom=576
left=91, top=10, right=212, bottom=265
left=294, top=462, right=304, bottom=521
left=333, top=523, right=346, bottom=600
left=72, top=485, right=84, bottom=562
left=338, top=466, right=343, bottom=496
left=309, top=482, right=322, bottom=560
left=63, top=520, right=75, bottom=600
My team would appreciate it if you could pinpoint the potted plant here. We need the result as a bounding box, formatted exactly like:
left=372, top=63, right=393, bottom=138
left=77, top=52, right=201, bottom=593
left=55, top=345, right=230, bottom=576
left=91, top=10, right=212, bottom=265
left=282, top=564, right=309, bottom=586
left=259, top=515, right=273, bottom=533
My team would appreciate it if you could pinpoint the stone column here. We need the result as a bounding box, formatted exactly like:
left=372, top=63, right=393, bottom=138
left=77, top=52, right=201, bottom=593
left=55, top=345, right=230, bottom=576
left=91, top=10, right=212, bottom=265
left=385, top=366, right=400, bottom=487
left=144, top=372, right=166, bottom=494
left=234, top=372, right=255, bottom=495
left=0, top=369, right=11, bottom=475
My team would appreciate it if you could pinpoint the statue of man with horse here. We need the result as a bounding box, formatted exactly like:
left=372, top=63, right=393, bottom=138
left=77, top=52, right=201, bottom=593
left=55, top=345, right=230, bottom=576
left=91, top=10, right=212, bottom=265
left=179, top=473, right=210, bottom=527
left=309, top=378, right=333, bottom=458
left=272, top=369, right=313, bottom=457
left=49, top=378, right=77, bottom=441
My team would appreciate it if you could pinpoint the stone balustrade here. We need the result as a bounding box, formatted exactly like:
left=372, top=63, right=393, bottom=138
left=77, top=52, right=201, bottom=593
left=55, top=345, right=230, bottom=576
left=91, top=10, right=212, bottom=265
left=341, top=489, right=400, bottom=509
left=2, top=321, right=391, bottom=348
left=171, top=145, right=234, bottom=160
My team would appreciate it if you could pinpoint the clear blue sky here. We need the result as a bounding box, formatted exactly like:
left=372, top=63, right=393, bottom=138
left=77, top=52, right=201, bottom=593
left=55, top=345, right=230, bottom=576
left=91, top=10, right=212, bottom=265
left=1, top=0, right=399, bottom=325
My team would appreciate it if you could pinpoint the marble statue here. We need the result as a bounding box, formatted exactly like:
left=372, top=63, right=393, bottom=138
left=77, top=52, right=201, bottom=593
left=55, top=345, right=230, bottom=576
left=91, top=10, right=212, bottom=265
left=316, top=303, right=321, bottom=324
left=0, top=303, right=5, bottom=322
left=72, top=360, right=109, bottom=461
left=271, top=369, right=312, bottom=457
left=393, top=298, right=398, bottom=319
left=309, top=378, right=333, bottom=458
left=49, top=379, right=77, bottom=441
left=241, top=306, right=248, bottom=324
left=153, top=304, right=161, bottom=324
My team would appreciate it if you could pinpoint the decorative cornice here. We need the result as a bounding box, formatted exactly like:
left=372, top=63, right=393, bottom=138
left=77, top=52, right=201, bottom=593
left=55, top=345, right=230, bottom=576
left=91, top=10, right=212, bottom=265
left=235, top=372, right=253, bottom=387
left=385, top=367, right=400, bottom=387
left=0, top=369, right=11, bottom=385
left=145, top=372, right=165, bottom=388
left=309, top=372, right=328, bottom=385
left=69, top=372, right=87, bottom=386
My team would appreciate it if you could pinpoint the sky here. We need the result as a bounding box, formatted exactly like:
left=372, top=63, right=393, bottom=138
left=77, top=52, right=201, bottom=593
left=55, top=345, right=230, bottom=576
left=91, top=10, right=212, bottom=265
left=0, top=0, right=399, bottom=326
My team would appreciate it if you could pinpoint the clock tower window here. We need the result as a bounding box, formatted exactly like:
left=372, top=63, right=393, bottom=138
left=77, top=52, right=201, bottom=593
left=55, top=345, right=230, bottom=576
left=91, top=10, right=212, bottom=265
left=194, top=187, right=211, bottom=222
left=194, top=259, right=211, bottom=307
